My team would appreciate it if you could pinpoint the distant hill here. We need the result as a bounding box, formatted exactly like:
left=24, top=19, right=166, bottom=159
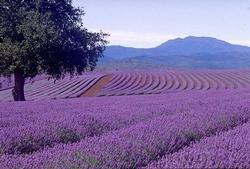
left=98, top=36, right=250, bottom=70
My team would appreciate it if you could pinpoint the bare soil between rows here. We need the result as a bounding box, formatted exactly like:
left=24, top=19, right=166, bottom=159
left=81, top=75, right=113, bottom=97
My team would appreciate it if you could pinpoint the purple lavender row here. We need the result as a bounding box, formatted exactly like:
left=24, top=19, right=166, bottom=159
left=1, top=98, right=250, bottom=168
left=0, top=88, right=248, bottom=131
left=1, top=91, right=209, bottom=155
left=0, top=75, right=48, bottom=91
left=146, top=121, right=250, bottom=169
left=0, top=88, right=246, bottom=129
left=0, top=76, right=61, bottom=99
left=0, top=74, right=104, bottom=101
left=97, top=70, right=250, bottom=96
left=3, top=86, right=234, bottom=154
left=0, top=88, right=248, bottom=157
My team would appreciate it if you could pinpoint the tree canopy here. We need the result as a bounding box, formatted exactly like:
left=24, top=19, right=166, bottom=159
left=0, top=0, right=108, bottom=101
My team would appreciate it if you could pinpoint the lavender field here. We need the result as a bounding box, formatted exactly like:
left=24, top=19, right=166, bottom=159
left=0, top=73, right=105, bottom=101
left=1, top=70, right=250, bottom=168
left=2, top=0, right=249, bottom=168
left=1, top=70, right=250, bottom=101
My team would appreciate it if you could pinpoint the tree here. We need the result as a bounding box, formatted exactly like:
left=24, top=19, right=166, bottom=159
left=0, top=0, right=108, bottom=101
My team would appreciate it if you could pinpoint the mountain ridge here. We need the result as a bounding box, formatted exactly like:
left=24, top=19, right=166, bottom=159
left=104, top=36, right=250, bottom=59
left=98, top=36, right=250, bottom=70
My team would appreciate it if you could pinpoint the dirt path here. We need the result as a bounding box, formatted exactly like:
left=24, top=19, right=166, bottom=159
left=81, top=75, right=113, bottom=97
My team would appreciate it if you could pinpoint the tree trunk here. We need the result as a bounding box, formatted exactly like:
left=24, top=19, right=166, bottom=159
left=13, top=71, right=26, bottom=101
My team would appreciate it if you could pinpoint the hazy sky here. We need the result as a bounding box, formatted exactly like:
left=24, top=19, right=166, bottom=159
left=73, top=0, right=250, bottom=48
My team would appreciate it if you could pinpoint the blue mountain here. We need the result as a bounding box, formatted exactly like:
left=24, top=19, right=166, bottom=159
left=99, top=36, right=250, bottom=70
left=104, top=36, right=250, bottom=59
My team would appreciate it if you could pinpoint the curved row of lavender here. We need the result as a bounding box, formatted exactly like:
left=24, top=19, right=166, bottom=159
left=146, top=121, right=250, bottom=169
left=1, top=70, right=250, bottom=101
left=1, top=89, right=240, bottom=155
left=0, top=77, right=12, bottom=91
left=1, top=88, right=250, bottom=168
left=0, top=74, right=104, bottom=101
left=0, top=75, right=48, bottom=91
left=97, top=70, right=250, bottom=96
left=0, top=95, right=192, bottom=155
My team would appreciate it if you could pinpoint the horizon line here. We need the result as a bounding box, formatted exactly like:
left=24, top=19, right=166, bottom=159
left=106, top=35, right=250, bottom=48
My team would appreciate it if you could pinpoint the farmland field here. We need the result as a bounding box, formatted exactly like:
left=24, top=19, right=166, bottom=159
left=1, top=0, right=249, bottom=168
left=1, top=69, right=250, bottom=101
left=1, top=70, right=250, bottom=168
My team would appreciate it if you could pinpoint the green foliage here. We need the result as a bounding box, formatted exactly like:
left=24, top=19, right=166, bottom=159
left=74, top=151, right=99, bottom=167
left=0, top=0, right=108, bottom=79
left=57, top=128, right=81, bottom=144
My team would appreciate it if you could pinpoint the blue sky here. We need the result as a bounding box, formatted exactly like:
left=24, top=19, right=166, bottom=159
left=73, top=0, right=250, bottom=48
